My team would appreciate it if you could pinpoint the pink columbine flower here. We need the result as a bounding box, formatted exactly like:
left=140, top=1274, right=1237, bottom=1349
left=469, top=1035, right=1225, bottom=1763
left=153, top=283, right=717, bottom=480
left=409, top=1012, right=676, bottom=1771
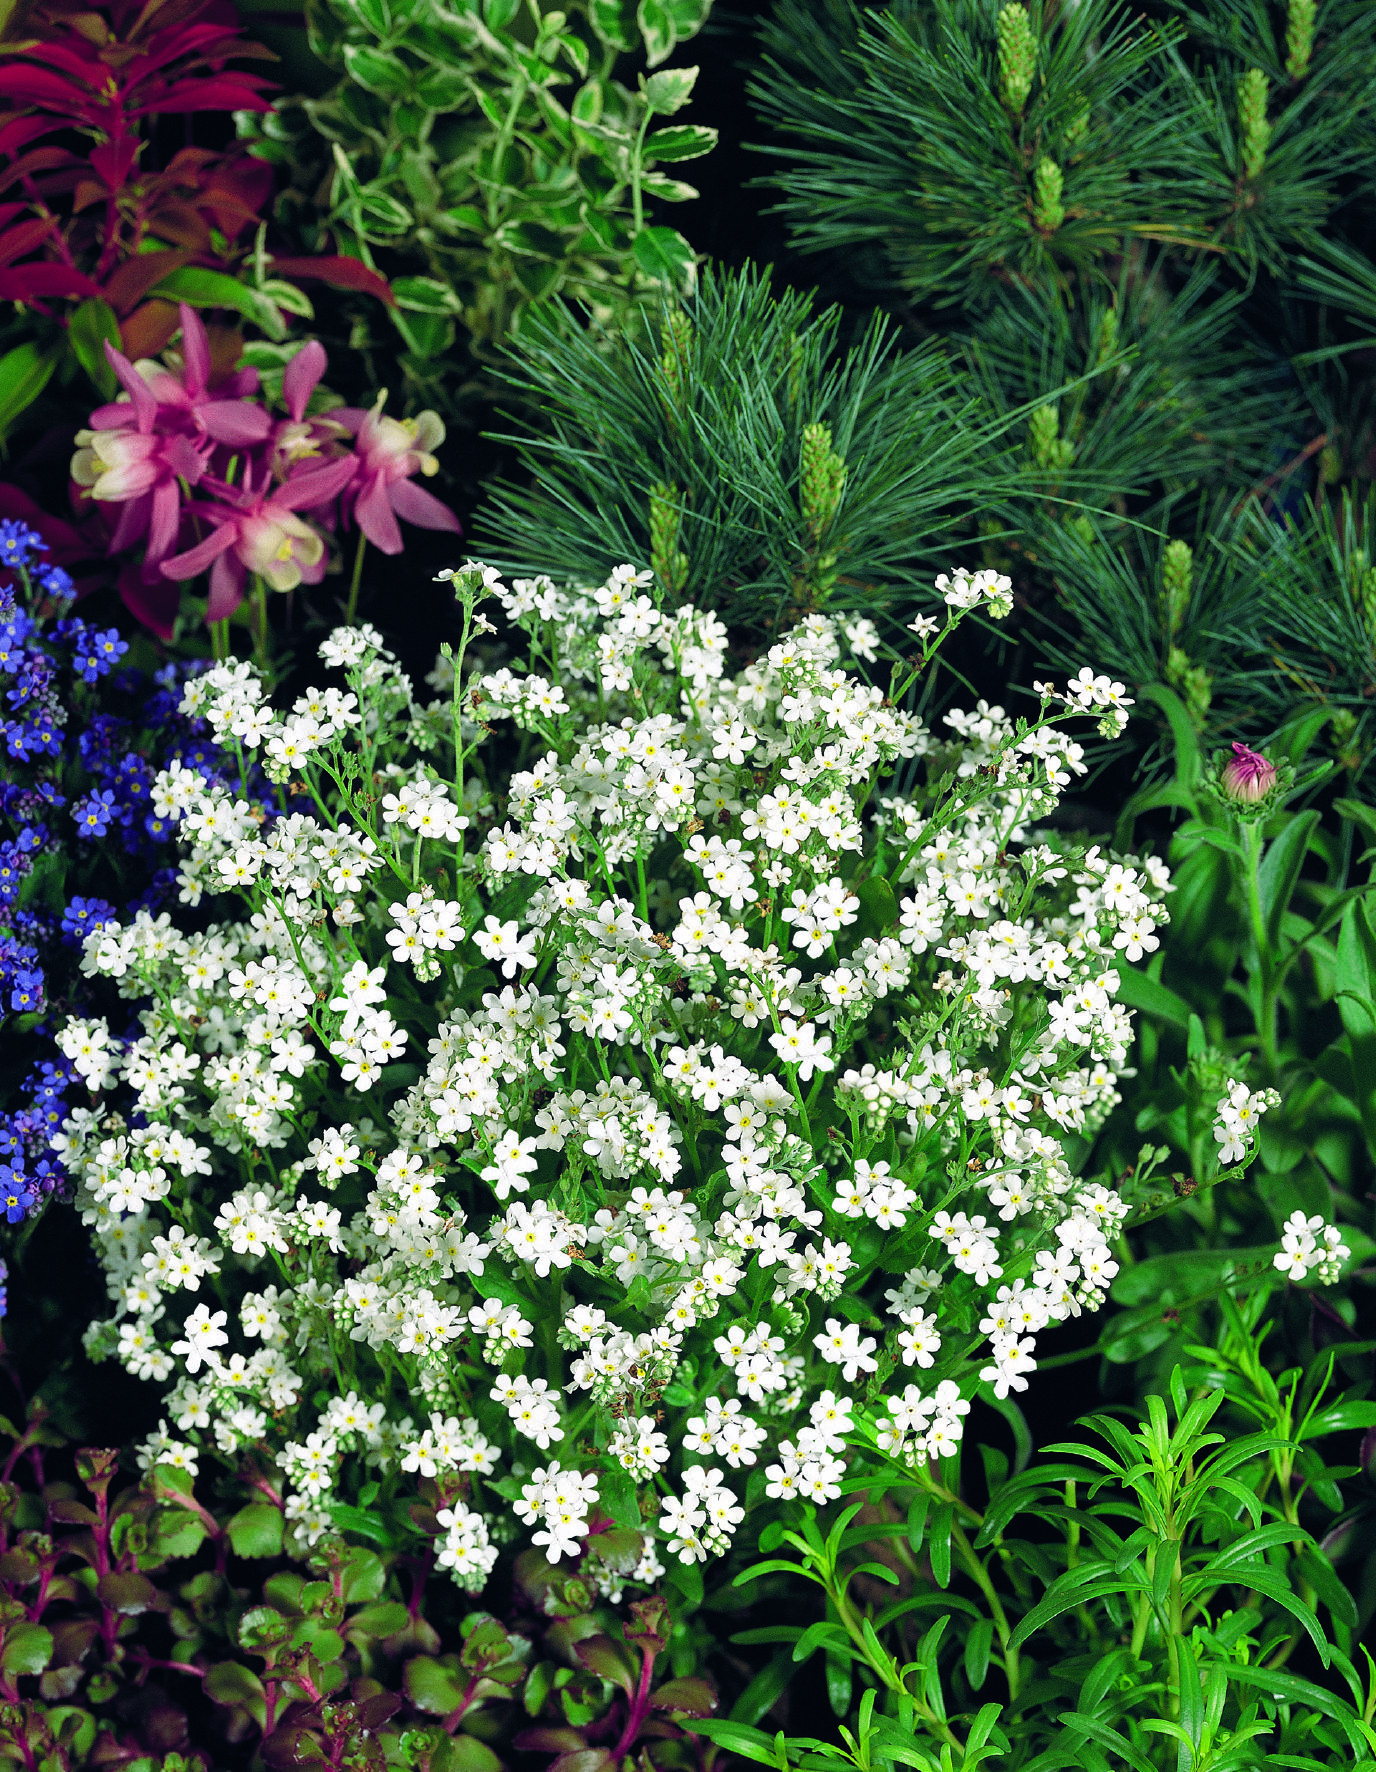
left=334, top=392, right=461, bottom=554
left=70, top=352, right=209, bottom=571
left=160, top=455, right=358, bottom=620
left=266, top=340, right=351, bottom=483
left=1220, top=742, right=1277, bottom=802
left=118, top=303, right=271, bottom=447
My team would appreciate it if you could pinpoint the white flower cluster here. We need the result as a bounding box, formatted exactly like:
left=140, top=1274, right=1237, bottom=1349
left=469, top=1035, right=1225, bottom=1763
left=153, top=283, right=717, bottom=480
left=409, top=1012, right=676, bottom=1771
left=1212, top=1079, right=1281, bottom=1166
left=1273, top=1211, right=1351, bottom=1286
left=53, top=560, right=1185, bottom=1590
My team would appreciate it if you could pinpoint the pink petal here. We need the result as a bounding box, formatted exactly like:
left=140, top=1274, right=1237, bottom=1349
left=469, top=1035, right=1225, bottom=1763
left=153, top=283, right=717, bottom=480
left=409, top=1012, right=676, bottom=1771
left=165, top=434, right=210, bottom=485
left=354, top=475, right=402, bottom=554
left=206, top=549, right=246, bottom=622
left=107, top=491, right=152, bottom=553
left=102, top=342, right=157, bottom=432
left=283, top=340, right=327, bottom=423
left=86, top=402, right=141, bottom=430
left=199, top=400, right=272, bottom=446
left=275, top=453, right=357, bottom=513
left=160, top=521, right=238, bottom=581
left=146, top=480, right=182, bottom=564
left=388, top=478, right=462, bottom=535
left=178, top=303, right=210, bottom=394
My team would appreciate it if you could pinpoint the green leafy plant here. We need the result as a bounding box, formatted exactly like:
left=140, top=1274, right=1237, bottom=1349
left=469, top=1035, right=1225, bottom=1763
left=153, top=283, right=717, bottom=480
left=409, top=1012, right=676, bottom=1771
left=701, top=1307, right=1376, bottom=1769
left=471, top=262, right=1030, bottom=636
left=239, top=0, right=717, bottom=418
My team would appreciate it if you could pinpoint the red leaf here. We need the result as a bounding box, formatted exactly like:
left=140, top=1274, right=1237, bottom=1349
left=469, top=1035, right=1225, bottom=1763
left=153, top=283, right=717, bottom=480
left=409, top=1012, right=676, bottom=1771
left=0, top=115, right=61, bottom=160
left=0, top=215, right=55, bottom=265
left=129, top=74, right=276, bottom=115
left=118, top=297, right=180, bottom=358
left=0, top=65, right=95, bottom=112
left=269, top=255, right=394, bottom=306
left=119, top=560, right=180, bottom=639
left=0, top=263, right=100, bottom=300
left=102, top=250, right=194, bottom=315
left=90, top=137, right=140, bottom=193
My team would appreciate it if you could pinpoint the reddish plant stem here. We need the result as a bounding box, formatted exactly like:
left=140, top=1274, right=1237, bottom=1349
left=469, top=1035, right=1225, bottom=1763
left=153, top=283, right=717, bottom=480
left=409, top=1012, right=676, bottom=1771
left=608, top=1643, right=658, bottom=1763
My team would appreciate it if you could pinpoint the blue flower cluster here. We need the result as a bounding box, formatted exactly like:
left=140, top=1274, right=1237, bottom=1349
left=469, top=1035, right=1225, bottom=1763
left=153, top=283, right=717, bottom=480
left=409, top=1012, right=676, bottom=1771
left=0, top=519, right=267, bottom=1272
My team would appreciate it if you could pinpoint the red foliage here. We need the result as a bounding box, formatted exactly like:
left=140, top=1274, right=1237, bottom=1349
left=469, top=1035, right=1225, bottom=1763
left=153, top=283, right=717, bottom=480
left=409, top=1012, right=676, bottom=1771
left=0, top=0, right=388, bottom=353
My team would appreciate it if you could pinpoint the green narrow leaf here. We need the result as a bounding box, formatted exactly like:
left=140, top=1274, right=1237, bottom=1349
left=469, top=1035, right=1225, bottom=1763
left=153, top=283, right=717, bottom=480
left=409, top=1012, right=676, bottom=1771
left=1112, top=964, right=1192, bottom=1028
left=729, top=1651, right=796, bottom=1726
left=1258, top=811, right=1321, bottom=954
left=1139, top=682, right=1201, bottom=793
left=1337, top=897, right=1376, bottom=1155
left=0, top=341, right=57, bottom=441
left=824, top=1648, right=851, bottom=1719
left=928, top=1503, right=953, bottom=1590
left=67, top=298, right=120, bottom=397
left=963, top=1618, right=994, bottom=1691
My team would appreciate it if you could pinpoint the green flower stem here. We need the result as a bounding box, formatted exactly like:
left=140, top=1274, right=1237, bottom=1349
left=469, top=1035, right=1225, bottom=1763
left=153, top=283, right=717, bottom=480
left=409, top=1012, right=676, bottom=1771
left=344, top=531, right=368, bottom=628
left=1240, top=821, right=1280, bottom=1079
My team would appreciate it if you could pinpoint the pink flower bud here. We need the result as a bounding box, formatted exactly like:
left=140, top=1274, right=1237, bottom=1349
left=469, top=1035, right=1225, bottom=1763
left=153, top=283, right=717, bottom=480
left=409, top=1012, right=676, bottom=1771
left=1221, top=742, right=1276, bottom=802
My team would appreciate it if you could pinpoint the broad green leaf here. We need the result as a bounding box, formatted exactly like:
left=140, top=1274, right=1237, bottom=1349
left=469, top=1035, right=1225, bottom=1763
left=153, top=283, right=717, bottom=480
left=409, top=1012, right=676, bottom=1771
left=392, top=276, right=463, bottom=314
left=226, top=1502, right=284, bottom=1559
left=67, top=298, right=120, bottom=397
left=637, top=0, right=675, bottom=65
left=0, top=341, right=56, bottom=441
left=643, top=65, right=697, bottom=114
left=667, top=1555, right=703, bottom=1607
left=342, top=43, right=414, bottom=96
left=146, top=267, right=285, bottom=340
left=415, top=66, right=470, bottom=108
left=326, top=1501, right=395, bottom=1547
left=645, top=122, right=718, bottom=161
left=1301, top=1399, right=1376, bottom=1438
left=631, top=224, right=696, bottom=288
left=204, top=1659, right=267, bottom=1727
left=824, top=1649, right=850, bottom=1719
left=663, top=0, right=711, bottom=37
left=484, top=0, right=521, bottom=26
left=1, top=1622, right=51, bottom=1678
left=651, top=1675, right=717, bottom=1716
left=1295, top=1546, right=1359, bottom=1629
left=405, top=1653, right=469, bottom=1715
left=589, top=0, right=637, bottom=50
left=598, top=1462, right=641, bottom=1530
left=1110, top=1245, right=1277, bottom=1309
left=928, top=1502, right=953, bottom=1589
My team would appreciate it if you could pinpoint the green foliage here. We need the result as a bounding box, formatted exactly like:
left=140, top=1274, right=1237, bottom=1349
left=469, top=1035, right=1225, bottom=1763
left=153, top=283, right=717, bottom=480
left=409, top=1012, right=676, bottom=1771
left=750, top=0, right=1375, bottom=297
left=707, top=1311, right=1376, bottom=1768
left=745, top=0, right=1376, bottom=754
left=472, top=263, right=1028, bottom=634
left=240, top=0, right=717, bottom=416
